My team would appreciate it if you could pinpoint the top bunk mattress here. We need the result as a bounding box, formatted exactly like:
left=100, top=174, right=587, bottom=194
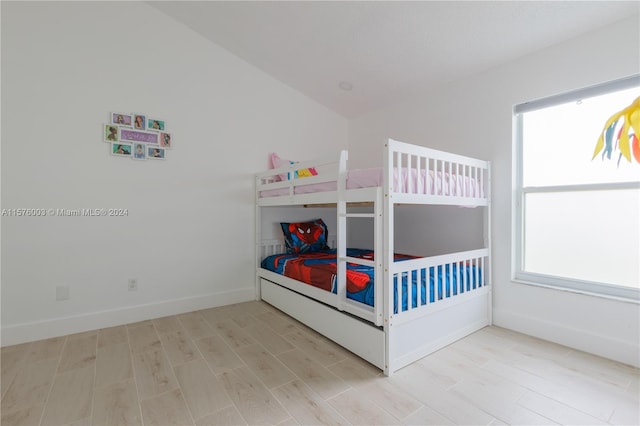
left=259, top=167, right=484, bottom=198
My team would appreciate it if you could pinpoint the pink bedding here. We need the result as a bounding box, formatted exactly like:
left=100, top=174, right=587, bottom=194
left=260, top=167, right=483, bottom=198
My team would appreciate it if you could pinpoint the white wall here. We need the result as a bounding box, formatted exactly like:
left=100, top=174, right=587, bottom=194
left=349, top=16, right=640, bottom=366
left=0, top=1, right=347, bottom=345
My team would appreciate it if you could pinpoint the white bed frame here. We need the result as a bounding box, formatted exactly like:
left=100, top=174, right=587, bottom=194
left=255, top=139, right=492, bottom=376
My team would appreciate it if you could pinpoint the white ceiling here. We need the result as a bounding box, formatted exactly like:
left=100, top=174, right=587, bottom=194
left=150, top=1, right=639, bottom=118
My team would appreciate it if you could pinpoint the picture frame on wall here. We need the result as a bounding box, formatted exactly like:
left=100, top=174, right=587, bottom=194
left=132, top=143, right=147, bottom=160
left=111, top=142, right=132, bottom=157
left=104, top=110, right=172, bottom=162
left=146, top=118, right=165, bottom=132
left=104, top=124, right=120, bottom=142
left=120, top=128, right=159, bottom=144
left=147, top=146, right=166, bottom=160
left=111, top=112, right=133, bottom=127
left=159, top=132, right=172, bottom=148
left=133, top=113, right=146, bottom=130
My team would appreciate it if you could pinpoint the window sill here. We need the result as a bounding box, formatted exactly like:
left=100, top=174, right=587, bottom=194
left=512, top=276, right=640, bottom=305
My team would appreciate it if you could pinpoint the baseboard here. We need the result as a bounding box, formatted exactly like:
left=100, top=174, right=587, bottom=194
left=1, top=288, right=255, bottom=347
left=493, top=308, right=640, bottom=368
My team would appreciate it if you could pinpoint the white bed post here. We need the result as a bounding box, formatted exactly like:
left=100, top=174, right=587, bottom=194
left=486, top=161, right=493, bottom=325
left=336, top=150, right=348, bottom=312
left=255, top=174, right=262, bottom=301
left=374, top=186, right=384, bottom=326
left=383, top=140, right=395, bottom=376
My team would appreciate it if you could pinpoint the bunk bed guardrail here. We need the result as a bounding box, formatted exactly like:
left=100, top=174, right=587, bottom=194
left=385, top=138, right=488, bottom=205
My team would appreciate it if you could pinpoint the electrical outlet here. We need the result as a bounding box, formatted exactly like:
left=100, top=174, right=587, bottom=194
left=128, top=278, right=138, bottom=291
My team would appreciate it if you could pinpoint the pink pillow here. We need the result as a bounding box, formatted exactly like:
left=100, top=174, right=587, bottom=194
left=269, top=153, right=317, bottom=181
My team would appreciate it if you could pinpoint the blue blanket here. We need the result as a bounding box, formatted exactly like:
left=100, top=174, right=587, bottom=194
left=261, top=248, right=482, bottom=313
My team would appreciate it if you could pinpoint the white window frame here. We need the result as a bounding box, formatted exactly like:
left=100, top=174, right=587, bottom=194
left=513, top=75, right=640, bottom=302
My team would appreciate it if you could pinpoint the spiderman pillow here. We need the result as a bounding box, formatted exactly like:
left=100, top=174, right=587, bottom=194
left=280, top=219, right=330, bottom=254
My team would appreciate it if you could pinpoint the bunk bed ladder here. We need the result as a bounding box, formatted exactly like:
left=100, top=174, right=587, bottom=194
left=336, top=190, right=384, bottom=325
left=336, top=150, right=384, bottom=326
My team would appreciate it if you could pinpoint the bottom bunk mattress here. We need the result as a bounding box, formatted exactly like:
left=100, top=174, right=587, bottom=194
left=260, top=248, right=483, bottom=313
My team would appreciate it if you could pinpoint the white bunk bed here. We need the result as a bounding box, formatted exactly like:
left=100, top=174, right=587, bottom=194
left=255, top=139, right=491, bottom=376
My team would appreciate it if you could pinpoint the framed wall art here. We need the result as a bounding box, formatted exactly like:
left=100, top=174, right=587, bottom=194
left=133, top=114, right=146, bottom=130
left=120, top=129, right=158, bottom=144
left=111, top=112, right=133, bottom=127
left=147, top=118, right=165, bottom=131
left=111, top=143, right=132, bottom=157
left=103, top=111, right=172, bottom=161
left=104, top=124, right=120, bottom=142
left=147, top=146, right=165, bottom=160
left=159, top=132, right=172, bottom=149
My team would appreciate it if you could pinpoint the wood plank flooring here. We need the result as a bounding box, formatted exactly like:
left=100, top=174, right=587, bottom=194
left=1, top=301, right=638, bottom=425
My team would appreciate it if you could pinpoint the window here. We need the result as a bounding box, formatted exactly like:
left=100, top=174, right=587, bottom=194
left=514, top=76, right=640, bottom=301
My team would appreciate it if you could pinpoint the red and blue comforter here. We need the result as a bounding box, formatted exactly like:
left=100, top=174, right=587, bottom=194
left=261, top=248, right=482, bottom=313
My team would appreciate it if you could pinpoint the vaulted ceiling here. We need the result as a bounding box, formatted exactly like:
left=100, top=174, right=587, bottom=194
left=150, top=1, right=639, bottom=118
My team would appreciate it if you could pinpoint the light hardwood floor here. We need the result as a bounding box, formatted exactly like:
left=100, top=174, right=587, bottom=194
left=1, top=301, right=638, bottom=426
